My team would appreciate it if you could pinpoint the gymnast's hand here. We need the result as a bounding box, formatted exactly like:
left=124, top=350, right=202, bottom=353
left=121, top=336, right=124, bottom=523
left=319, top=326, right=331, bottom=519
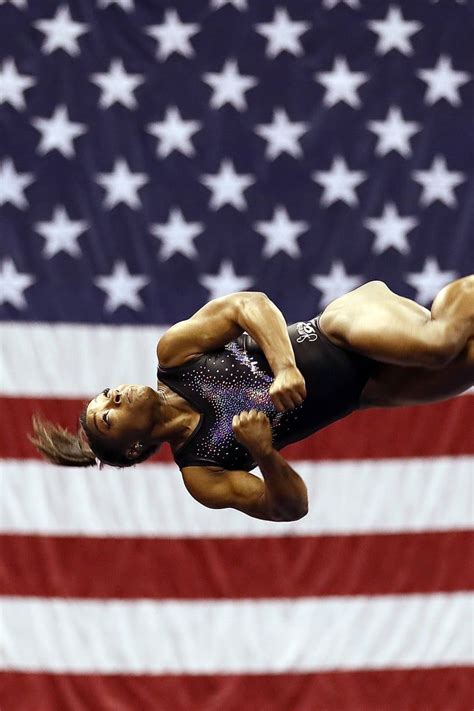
left=269, top=365, right=307, bottom=412
left=232, top=410, right=273, bottom=457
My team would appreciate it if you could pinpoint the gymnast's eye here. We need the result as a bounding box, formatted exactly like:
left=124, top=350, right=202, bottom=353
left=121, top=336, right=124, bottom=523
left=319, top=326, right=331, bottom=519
left=103, top=411, right=109, bottom=425
left=102, top=388, right=110, bottom=398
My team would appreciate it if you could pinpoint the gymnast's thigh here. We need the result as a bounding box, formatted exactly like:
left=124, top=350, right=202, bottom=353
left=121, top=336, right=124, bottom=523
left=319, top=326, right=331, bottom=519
left=317, top=281, right=438, bottom=367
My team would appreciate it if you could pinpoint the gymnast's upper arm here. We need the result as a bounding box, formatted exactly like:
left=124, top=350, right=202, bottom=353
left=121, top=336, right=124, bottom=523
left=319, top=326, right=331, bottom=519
left=180, top=465, right=283, bottom=522
left=157, top=292, right=265, bottom=367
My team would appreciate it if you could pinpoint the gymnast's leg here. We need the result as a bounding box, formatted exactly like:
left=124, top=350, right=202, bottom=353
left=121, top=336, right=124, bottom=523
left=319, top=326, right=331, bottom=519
left=359, top=337, right=473, bottom=408
left=319, top=276, right=474, bottom=370
left=430, top=276, right=474, bottom=339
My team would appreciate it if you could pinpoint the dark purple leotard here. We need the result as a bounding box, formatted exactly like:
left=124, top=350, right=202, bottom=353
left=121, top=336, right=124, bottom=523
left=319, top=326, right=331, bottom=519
left=157, top=316, right=375, bottom=471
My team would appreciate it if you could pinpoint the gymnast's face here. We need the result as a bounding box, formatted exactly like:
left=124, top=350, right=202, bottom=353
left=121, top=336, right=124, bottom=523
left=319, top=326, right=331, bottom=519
left=85, top=385, right=159, bottom=447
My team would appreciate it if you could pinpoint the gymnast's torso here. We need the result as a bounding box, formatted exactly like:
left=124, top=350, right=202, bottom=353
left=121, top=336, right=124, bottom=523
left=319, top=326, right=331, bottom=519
left=157, top=316, right=376, bottom=471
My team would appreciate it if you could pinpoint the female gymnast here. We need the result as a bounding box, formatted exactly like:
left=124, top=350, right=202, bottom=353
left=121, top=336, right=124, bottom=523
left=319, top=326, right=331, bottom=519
left=31, top=277, right=473, bottom=522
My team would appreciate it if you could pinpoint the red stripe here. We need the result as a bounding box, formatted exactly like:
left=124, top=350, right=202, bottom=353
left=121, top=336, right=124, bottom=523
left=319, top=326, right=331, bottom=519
left=1, top=669, right=472, bottom=711
left=3, top=394, right=473, bottom=460
left=2, top=531, right=472, bottom=599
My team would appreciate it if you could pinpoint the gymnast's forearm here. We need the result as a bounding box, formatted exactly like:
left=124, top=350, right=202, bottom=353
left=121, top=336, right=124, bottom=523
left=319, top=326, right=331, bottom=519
left=252, top=447, right=308, bottom=521
left=237, top=293, right=297, bottom=375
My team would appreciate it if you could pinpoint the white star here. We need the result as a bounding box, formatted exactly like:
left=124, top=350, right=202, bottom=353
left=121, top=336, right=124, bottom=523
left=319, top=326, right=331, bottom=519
left=364, top=203, right=418, bottom=255
left=412, top=156, right=466, bottom=208
left=417, top=55, right=471, bottom=106
left=310, top=261, right=364, bottom=308
left=367, top=5, right=422, bottom=56
left=255, top=7, right=310, bottom=58
left=0, top=58, right=35, bottom=110
left=34, top=205, right=88, bottom=258
left=255, top=108, right=309, bottom=160
left=210, top=0, right=247, bottom=10
left=90, top=59, right=144, bottom=109
left=147, top=107, right=202, bottom=158
left=312, top=156, right=367, bottom=206
left=322, top=0, right=360, bottom=8
left=0, top=158, right=34, bottom=208
left=405, top=257, right=458, bottom=306
left=199, top=260, right=254, bottom=301
left=97, top=0, right=134, bottom=10
left=96, top=158, right=148, bottom=209
left=254, top=206, right=308, bottom=259
left=150, top=208, right=203, bottom=261
left=0, top=258, right=35, bottom=309
left=200, top=159, right=255, bottom=210
left=367, top=106, right=421, bottom=157
left=203, top=59, right=258, bottom=111
left=0, top=0, right=27, bottom=8
left=145, top=9, right=200, bottom=61
left=34, top=6, right=89, bottom=56
left=94, top=261, right=149, bottom=313
left=31, top=104, right=87, bottom=158
left=315, top=56, right=369, bottom=108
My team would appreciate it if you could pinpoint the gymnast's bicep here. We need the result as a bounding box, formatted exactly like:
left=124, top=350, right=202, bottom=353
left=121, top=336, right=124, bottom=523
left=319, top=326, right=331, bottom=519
left=180, top=465, right=278, bottom=521
left=157, top=293, right=255, bottom=367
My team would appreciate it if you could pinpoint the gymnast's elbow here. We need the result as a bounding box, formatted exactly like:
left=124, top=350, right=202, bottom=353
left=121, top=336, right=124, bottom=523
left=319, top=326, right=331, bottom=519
left=272, top=499, right=309, bottom=522
left=291, top=503, right=309, bottom=521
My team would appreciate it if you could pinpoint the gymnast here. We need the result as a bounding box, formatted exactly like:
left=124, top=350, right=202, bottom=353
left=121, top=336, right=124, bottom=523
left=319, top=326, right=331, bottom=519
left=31, top=277, right=474, bottom=522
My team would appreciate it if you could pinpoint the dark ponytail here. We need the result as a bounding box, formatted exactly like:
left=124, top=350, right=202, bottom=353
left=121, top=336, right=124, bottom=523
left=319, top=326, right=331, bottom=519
left=29, top=413, right=96, bottom=467
left=29, top=408, right=159, bottom=469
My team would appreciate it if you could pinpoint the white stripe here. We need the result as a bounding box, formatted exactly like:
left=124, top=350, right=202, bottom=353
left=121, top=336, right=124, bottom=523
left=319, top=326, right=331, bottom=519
left=1, top=322, right=473, bottom=397
left=0, top=323, right=166, bottom=396
left=1, top=594, right=471, bottom=673
left=1, top=457, right=472, bottom=537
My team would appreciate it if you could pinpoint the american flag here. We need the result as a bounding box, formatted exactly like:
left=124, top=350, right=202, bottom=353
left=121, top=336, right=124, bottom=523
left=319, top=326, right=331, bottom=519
left=1, top=0, right=473, bottom=709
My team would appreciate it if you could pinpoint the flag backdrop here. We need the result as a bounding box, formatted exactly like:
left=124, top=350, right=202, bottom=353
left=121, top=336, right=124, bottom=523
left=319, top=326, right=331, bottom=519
left=1, top=0, right=473, bottom=709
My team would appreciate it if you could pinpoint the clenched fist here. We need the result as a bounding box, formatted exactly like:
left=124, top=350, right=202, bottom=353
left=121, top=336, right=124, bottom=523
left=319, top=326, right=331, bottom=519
left=269, top=365, right=307, bottom=412
left=232, top=409, right=273, bottom=457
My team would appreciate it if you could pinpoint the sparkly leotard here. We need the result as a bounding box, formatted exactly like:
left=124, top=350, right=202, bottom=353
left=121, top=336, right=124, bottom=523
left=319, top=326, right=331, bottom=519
left=157, top=316, right=376, bottom=471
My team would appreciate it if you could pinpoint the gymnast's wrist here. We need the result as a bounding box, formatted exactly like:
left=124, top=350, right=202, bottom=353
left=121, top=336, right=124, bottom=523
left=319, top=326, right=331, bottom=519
left=250, top=444, right=275, bottom=462
left=273, top=361, right=298, bottom=376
